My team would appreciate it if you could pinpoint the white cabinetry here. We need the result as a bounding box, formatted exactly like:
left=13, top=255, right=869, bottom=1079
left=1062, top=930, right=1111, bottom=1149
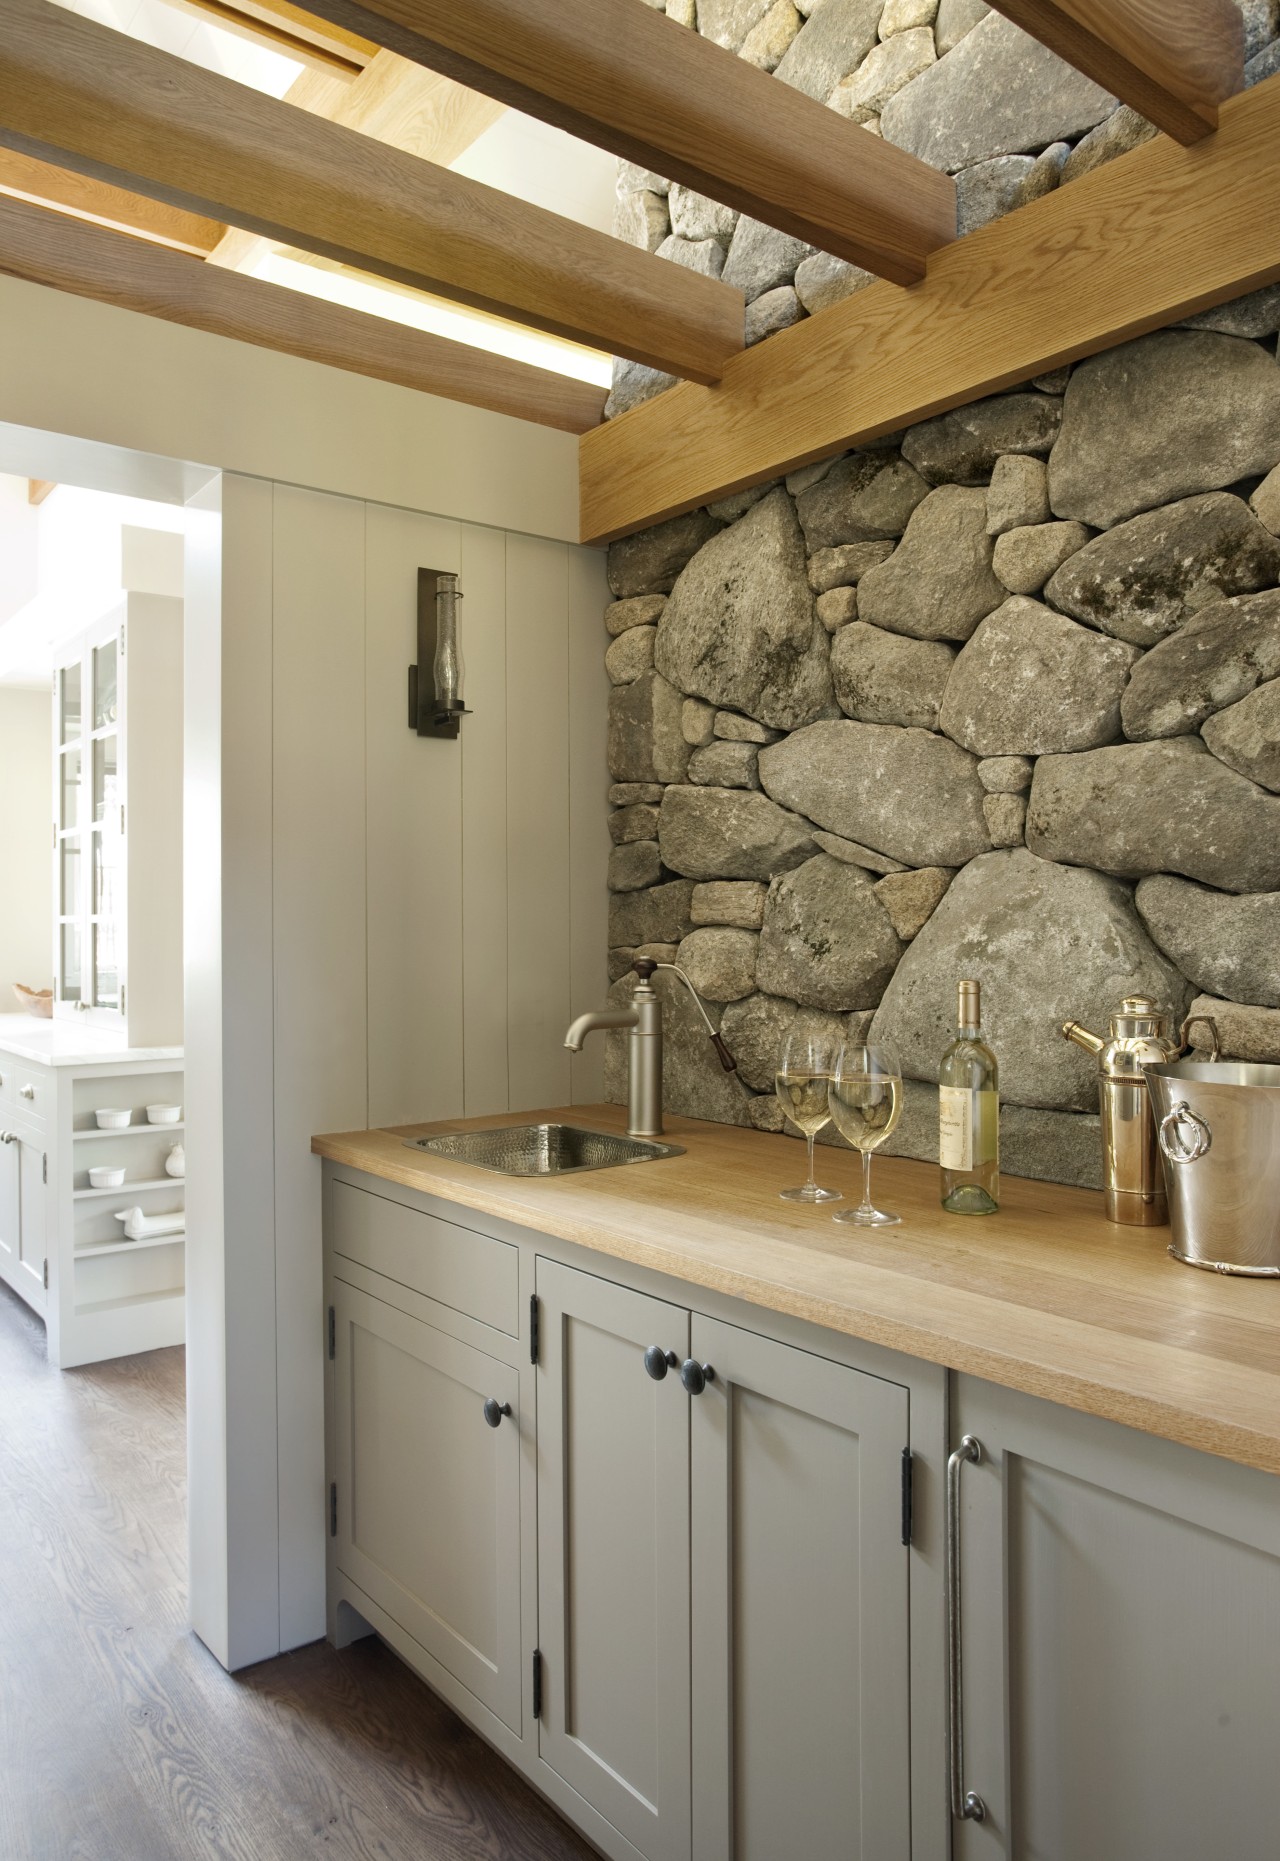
left=53, top=594, right=182, bottom=1046
left=950, top=1376, right=1280, bottom=1861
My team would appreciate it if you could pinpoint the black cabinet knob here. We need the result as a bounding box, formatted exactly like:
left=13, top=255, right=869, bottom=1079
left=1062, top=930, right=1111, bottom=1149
left=483, top=1397, right=512, bottom=1428
left=643, top=1345, right=678, bottom=1381
left=680, top=1359, right=715, bottom=1396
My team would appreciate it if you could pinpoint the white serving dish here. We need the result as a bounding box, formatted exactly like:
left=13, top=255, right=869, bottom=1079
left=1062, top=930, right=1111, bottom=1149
left=88, top=1166, right=126, bottom=1189
left=145, top=1103, right=182, bottom=1124
left=94, top=1108, right=132, bottom=1130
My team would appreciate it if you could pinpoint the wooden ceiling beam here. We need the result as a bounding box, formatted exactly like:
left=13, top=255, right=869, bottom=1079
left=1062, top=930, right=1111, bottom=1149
left=0, top=147, right=225, bottom=256
left=988, top=0, right=1244, bottom=143
left=163, top=0, right=378, bottom=76
left=291, top=0, right=956, bottom=285
left=0, top=0, right=741, bottom=383
left=579, top=73, right=1280, bottom=543
left=0, top=193, right=605, bottom=434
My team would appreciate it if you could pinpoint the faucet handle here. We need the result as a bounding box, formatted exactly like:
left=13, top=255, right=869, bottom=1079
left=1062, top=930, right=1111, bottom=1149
left=634, top=957, right=657, bottom=981
left=709, top=1031, right=737, bottom=1073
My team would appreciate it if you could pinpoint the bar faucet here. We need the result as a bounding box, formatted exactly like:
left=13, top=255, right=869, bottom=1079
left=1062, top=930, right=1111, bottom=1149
left=564, top=958, right=737, bottom=1138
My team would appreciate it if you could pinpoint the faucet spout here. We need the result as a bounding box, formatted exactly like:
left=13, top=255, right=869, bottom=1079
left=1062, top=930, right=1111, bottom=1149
left=563, top=1007, right=639, bottom=1052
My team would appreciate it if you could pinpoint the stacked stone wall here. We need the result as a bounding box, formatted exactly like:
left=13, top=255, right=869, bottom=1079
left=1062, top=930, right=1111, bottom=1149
left=603, top=1, right=1280, bottom=1184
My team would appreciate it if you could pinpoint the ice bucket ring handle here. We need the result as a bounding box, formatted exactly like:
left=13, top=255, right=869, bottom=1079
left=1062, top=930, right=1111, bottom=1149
left=1158, top=1101, right=1213, bottom=1165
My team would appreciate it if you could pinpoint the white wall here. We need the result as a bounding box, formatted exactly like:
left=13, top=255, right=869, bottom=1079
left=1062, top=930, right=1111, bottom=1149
left=0, top=688, right=52, bottom=1009
left=186, top=474, right=610, bottom=1668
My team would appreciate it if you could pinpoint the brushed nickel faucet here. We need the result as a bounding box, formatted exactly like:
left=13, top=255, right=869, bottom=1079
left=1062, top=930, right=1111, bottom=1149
left=564, top=957, right=737, bottom=1138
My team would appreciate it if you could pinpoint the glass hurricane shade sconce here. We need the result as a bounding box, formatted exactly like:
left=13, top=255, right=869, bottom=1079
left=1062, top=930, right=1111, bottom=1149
left=408, top=567, right=469, bottom=737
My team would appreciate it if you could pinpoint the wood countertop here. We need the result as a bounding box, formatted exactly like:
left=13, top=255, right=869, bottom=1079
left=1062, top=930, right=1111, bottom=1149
left=313, top=1104, right=1280, bottom=1479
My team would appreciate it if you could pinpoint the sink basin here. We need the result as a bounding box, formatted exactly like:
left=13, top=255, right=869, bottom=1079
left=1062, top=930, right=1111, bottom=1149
left=403, top=1122, right=684, bottom=1176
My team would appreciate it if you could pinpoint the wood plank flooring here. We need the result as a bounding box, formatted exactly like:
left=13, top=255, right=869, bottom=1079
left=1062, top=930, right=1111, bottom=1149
left=0, top=1283, right=597, bottom=1861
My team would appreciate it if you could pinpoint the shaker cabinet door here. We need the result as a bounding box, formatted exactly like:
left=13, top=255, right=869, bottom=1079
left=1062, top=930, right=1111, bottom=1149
left=951, top=1376, right=1280, bottom=1861
left=17, top=1136, right=46, bottom=1312
left=689, top=1315, right=912, bottom=1861
left=535, top=1258, right=692, bottom=1861
left=331, top=1280, right=522, bottom=1731
left=0, top=1134, right=20, bottom=1295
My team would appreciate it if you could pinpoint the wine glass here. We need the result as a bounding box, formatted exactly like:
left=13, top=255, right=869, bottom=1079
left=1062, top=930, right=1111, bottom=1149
left=775, top=1024, right=843, bottom=1204
left=828, top=1041, right=903, bottom=1226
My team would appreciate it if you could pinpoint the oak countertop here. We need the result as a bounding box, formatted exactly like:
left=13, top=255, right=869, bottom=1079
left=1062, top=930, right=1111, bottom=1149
left=313, top=1104, right=1280, bottom=1479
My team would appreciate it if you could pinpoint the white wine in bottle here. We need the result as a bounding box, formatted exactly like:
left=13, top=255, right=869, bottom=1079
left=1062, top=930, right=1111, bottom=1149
left=938, top=979, right=999, bottom=1215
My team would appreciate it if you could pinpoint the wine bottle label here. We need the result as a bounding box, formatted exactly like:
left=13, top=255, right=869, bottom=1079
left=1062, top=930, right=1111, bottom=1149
left=939, top=1087, right=999, bottom=1170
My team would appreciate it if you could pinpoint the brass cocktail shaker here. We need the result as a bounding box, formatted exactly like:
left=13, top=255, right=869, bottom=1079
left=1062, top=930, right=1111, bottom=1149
left=1061, top=996, right=1181, bottom=1226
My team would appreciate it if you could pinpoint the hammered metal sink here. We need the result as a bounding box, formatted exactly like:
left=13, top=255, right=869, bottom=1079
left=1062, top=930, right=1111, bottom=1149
left=404, top=1122, right=685, bottom=1176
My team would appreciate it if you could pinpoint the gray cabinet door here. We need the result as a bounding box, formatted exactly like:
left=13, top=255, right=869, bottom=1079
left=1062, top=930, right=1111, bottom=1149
left=952, top=1376, right=1280, bottom=1861
left=17, top=1136, right=45, bottom=1312
left=690, top=1314, right=912, bottom=1861
left=535, top=1257, right=692, bottom=1861
left=332, top=1280, right=521, bottom=1731
left=0, top=1134, right=20, bottom=1296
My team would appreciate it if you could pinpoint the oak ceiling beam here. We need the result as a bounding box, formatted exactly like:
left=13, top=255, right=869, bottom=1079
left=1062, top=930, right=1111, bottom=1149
left=164, top=0, right=378, bottom=76
left=0, top=193, right=605, bottom=434
left=579, top=74, right=1280, bottom=544
left=0, top=147, right=225, bottom=256
left=988, top=0, right=1244, bottom=143
left=292, top=0, right=956, bottom=285
left=0, top=0, right=741, bottom=384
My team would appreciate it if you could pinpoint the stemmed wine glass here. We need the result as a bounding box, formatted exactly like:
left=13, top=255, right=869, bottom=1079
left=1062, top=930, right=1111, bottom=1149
left=775, top=1023, right=843, bottom=1204
left=827, top=1040, right=903, bottom=1226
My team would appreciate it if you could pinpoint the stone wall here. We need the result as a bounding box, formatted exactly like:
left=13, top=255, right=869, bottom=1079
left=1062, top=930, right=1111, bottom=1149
left=602, top=0, right=1280, bottom=1185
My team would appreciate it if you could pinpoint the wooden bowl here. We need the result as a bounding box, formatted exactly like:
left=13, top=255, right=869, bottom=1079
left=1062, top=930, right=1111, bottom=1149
left=13, top=985, right=53, bottom=1019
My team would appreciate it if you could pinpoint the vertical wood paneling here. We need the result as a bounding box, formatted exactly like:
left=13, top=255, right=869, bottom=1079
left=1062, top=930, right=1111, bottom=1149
left=364, top=503, right=465, bottom=1128
left=566, top=546, right=611, bottom=1105
left=505, top=534, right=572, bottom=1112
left=271, top=483, right=367, bottom=1652
left=459, top=524, right=511, bottom=1116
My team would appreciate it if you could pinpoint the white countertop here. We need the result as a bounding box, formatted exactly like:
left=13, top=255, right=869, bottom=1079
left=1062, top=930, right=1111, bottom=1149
left=0, top=1017, right=183, bottom=1069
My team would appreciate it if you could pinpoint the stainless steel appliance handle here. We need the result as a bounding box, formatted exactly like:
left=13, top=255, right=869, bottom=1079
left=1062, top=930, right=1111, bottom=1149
left=947, top=1435, right=987, bottom=1825
left=1158, top=1100, right=1212, bottom=1165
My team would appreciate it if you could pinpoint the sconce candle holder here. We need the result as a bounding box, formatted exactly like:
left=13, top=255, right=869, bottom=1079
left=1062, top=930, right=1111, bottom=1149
left=408, top=567, right=470, bottom=737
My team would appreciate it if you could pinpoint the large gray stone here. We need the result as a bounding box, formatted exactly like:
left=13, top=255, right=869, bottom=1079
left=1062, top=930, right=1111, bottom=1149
left=739, top=0, right=804, bottom=71
left=1026, top=737, right=1280, bottom=892
left=609, top=841, right=662, bottom=891
left=1183, top=994, right=1280, bottom=1065
left=675, top=927, right=759, bottom=1002
left=1044, top=494, right=1280, bottom=647
left=1178, top=282, right=1280, bottom=339
left=811, top=831, right=906, bottom=873
left=831, top=621, right=955, bottom=729
left=608, top=510, right=721, bottom=596
left=983, top=792, right=1026, bottom=845
left=796, top=452, right=930, bottom=550
left=605, top=359, right=676, bottom=419
left=1059, top=104, right=1158, bottom=184
left=992, top=521, right=1090, bottom=595
left=668, top=185, right=739, bottom=246
left=658, top=785, right=817, bottom=879
left=756, top=855, right=904, bottom=1011
left=935, top=0, right=988, bottom=53
left=873, top=866, right=952, bottom=940
left=1120, top=589, right=1280, bottom=739
left=682, top=697, right=716, bottom=747
left=745, top=286, right=805, bottom=344
left=687, top=740, right=760, bottom=788
left=954, top=154, right=1033, bottom=236
left=1202, top=679, right=1280, bottom=791
left=986, top=453, right=1050, bottom=534
left=696, top=0, right=773, bottom=48
left=793, top=251, right=875, bottom=315
left=722, top=216, right=814, bottom=299
left=760, top=719, right=992, bottom=866
left=1135, top=876, right=1280, bottom=1009
left=608, top=878, right=695, bottom=948
left=609, top=782, right=665, bottom=806
left=719, top=992, right=799, bottom=1091
left=655, top=233, right=726, bottom=278
left=807, top=540, right=895, bottom=592
left=609, top=802, right=661, bottom=845
left=613, top=186, right=668, bottom=252
left=1047, top=332, right=1280, bottom=530
left=773, top=0, right=884, bottom=98
left=817, top=588, right=859, bottom=632
left=829, top=27, right=936, bottom=122
left=606, top=594, right=667, bottom=636
left=978, top=754, right=1033, bottom=793
left=608, top=669, right=692, bottom=782
left=714, top=711, right=780, bottom=743
left=939, top=596, right=1139, bottom=754
left=880, top=11, right=1115, bottom=171
left=902, top=394, right=1063, bottom=485
left=869, top=849, right=1189, bottom=1110
left=655, top=489, right=833, bottom=728
left=604, top=968, right=754, bottom=1124
left=605, top=625, right=657, bottom=684
left=690, top=880, right=769, bottom=929
left=856, top=486, right=1005, bottom=641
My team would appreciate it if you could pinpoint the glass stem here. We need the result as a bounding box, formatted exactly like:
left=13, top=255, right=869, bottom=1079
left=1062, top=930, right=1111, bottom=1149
left=806, top=1131, right=818, bottom=1192
left=861, top=1149, right=873, bottom=1214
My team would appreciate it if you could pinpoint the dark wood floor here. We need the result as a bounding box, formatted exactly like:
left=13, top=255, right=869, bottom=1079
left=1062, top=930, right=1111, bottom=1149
left=0, top=1281, right=597, bottom=1861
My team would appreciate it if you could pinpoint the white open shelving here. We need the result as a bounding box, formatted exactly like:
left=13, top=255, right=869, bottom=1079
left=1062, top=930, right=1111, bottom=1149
left=73, top=1122, right=185, bottom=1141
left=74, top=1177, right=183, bottom=1200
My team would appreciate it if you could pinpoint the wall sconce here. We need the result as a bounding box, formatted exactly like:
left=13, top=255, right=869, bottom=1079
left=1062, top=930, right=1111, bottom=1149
left=408, top=567, right=470, bottom=737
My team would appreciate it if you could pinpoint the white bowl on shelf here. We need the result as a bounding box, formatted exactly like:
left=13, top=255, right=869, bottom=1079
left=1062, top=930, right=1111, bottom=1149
left=94, top=1108, right=132, bottom=1130
left=88, top=1166, right=126, bottom=1189
left=145, top=1104, right=182, bottom=1125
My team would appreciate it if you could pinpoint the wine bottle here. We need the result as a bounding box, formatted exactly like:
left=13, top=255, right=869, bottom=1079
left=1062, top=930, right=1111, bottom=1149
left=939, top=979, right=1000, bottom=1215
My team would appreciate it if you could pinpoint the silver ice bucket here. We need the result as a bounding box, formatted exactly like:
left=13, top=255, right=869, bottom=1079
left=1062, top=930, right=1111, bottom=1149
left=1146, top=1060, right=1280, bottom=1276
